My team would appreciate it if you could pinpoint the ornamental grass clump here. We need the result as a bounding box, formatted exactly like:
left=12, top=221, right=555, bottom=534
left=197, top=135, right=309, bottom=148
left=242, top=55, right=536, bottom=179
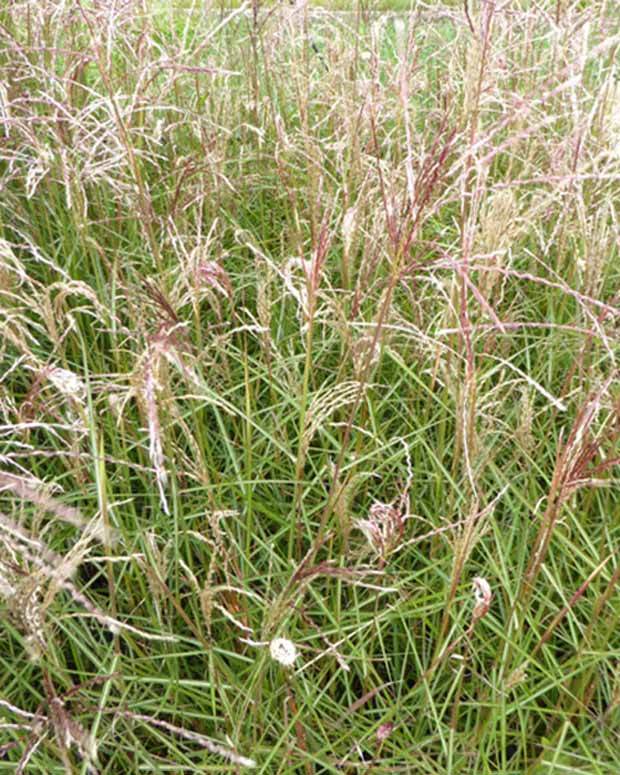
left=0, top=0, right=619, bottom=771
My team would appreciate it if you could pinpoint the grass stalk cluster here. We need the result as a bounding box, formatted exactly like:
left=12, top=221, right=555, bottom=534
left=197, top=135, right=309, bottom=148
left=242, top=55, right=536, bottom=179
left=0, top=0, right=619, bottom=772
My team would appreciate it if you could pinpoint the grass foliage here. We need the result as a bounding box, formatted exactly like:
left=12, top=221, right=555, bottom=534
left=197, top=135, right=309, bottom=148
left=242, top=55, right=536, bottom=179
left=1, top=0, right=620, bottom=772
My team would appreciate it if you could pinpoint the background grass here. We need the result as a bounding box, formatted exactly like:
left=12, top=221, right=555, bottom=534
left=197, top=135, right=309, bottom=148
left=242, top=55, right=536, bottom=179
left=1, top=0, right=620, bottom=772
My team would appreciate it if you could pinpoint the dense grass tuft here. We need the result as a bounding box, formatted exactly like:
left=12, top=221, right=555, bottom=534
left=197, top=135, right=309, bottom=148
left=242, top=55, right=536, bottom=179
left=1, top=1, right=619, bottom=772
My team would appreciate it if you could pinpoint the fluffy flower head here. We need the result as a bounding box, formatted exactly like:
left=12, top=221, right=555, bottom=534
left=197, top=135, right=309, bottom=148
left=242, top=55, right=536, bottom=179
left=269, top=637, right=298, bottom=667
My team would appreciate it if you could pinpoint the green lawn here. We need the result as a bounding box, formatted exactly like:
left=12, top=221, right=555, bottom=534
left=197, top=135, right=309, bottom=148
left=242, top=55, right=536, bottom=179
left=1, top=1, right=619, bottom=773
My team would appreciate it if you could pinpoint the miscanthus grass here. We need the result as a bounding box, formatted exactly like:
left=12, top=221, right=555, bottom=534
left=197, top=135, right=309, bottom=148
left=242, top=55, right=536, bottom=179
left=1, top=0, right=619, bottom=772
